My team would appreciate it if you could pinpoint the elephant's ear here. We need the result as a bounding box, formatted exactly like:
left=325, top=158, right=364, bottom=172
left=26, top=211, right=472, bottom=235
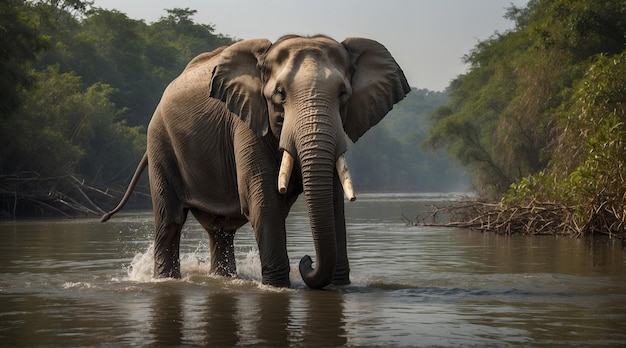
left=341, top=38, right=411, bottom=143
left=209, top=39, right=272, bottom=137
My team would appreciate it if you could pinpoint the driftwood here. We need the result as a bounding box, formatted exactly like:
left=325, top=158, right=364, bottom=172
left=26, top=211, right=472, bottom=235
left=429, top=199, right=580, bottom=236
left=0, top=172, right=150, bottom=218
left=405, top=195, right=625, bottom=239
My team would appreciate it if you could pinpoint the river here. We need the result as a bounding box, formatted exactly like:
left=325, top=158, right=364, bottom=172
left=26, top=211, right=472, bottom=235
left=1, top=193, right=625, bottom=346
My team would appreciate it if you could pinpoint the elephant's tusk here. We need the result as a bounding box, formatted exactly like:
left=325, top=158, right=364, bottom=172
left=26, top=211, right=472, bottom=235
left=278, top=151, right=294, bottom=194
left=336, top=154, right=356, bottom=202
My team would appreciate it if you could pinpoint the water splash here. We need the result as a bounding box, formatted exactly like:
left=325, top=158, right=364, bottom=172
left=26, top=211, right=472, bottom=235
left=124, top=243, right=267, bottom=285
left=236, top=249, right=262, bottom=281
left=125, top=243, right=155, bottom=282
left=124, top=243, right=364, bottom=291
left=62, top=281, right=97, bottom=290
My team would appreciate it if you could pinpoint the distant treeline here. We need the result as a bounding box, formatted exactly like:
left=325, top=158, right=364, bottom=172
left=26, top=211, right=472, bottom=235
left=0, top=0, right=465, bottom=217
left=348, top=89, right=468, bottom=192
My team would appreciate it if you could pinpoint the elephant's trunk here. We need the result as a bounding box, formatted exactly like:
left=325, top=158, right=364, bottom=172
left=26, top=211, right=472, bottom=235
left=298, top=145, right=336, bottom=289
left=289, top=109, right=344, bottom=289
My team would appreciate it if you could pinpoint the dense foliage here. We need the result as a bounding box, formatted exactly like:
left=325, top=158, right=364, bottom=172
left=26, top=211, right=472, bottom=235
left=0, top=0, right=48, bottom=119
left=428, top=0, right=626, bottom=236
left=0, top=0, right=234, bottom=217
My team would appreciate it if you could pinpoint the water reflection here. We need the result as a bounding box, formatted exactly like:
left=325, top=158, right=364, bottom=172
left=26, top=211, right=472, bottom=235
left=150, top=287, right=184, bottom=346
left=204, top=292, right=240, bottom=345
left=140, top=286, right=348, bottom=346
left=299, top=291, right=347, bottom=346
left=255, top=292, right=291, bottom=346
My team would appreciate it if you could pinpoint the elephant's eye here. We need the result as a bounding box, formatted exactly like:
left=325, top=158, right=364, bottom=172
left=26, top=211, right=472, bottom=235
left=272, top=86, right=287, bottom=105
left=339, top=87, right=350, bottom=104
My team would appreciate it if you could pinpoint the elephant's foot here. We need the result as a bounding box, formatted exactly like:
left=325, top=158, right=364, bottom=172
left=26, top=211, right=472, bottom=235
left=154, top=260, right=182, bottom=279
left=210, top=261, right=237, bottom=278
left=261, top=264, right=291, bottom=288
left=208, top=228, right=237, bottom=278
left=262, top=276, right=291, bottom=288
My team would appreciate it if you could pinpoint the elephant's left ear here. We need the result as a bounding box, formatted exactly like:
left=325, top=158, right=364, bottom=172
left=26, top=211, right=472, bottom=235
left=209, top=39, right=272, bottom=137
left=342, top=38, right=411, bottom=142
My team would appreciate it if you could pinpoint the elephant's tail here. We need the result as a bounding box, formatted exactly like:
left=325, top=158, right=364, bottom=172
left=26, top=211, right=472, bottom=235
left=101, top=152, right=148, bottom=222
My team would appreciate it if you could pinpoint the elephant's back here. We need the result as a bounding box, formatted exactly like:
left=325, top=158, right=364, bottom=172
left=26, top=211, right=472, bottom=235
left=184, top=46, right=228, bottom=72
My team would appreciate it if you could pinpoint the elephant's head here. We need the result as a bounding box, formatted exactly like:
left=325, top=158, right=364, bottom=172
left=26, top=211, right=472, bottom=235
left=209, top=35, right=410, bottom=288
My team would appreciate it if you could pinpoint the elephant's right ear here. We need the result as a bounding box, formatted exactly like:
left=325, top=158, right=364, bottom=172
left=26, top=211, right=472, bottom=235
left=209, top=39, right=272, bottom=137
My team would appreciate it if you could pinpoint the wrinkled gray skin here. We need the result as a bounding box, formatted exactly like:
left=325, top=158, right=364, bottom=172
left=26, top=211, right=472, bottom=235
left=102, top=35, right=410, bottom=289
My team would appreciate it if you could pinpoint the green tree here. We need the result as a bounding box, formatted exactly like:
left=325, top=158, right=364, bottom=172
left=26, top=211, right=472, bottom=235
left=427, top=0, right=626, bottom=199
left=507, top=53, right=626, bottom=231
left=2, top=2, right=237, bottom=216
left=74, top=8, right=158, bottom=125
left=0, top=0, right=48, bottom=119
left=1, top=66, right=144, bottom=181
left=148, top=8, right=234, bottom=65
left=35, top=6, right=235, bottom=126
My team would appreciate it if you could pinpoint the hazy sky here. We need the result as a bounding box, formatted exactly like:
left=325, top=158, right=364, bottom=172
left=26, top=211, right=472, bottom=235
left=93, top=0, right=528, bottom=91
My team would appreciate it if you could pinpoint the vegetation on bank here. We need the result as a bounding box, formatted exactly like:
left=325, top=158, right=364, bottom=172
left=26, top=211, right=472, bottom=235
left=427, top=0, right=626, bottom=237
left=0, top=0, right=463, bottom=218
left=1, top=0, right=233, bottom=217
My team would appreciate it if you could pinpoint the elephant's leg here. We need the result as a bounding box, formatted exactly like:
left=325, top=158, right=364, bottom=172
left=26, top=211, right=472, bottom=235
left=234, top=128, right=291, bottom=287
left=154, top=218, right=185, bottom=278
left=149, top=159, right=187, bottom=279
left=241, top=173, right=291, bottom=287
left=332, top=173, right=351, bottom=286
left=190, top=209, right=245, bottom=278
left=208, top=228, right=237, bottom=277
left=252, top=213, right=291, bottom=287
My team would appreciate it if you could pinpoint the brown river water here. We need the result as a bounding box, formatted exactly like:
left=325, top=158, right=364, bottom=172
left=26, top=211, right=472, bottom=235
left=1, top=193, right=625, bottom=347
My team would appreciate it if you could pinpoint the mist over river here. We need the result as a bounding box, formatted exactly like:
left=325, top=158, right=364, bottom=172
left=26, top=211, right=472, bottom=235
left=1, top=193, right=625, bottom=346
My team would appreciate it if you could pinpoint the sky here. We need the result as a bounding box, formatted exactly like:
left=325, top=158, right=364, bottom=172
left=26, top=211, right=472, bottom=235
left=93, top=0, right=529, bottom=91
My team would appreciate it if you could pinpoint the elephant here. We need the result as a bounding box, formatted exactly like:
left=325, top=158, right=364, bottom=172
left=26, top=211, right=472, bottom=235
left=101, top=35, right=410, bottom=289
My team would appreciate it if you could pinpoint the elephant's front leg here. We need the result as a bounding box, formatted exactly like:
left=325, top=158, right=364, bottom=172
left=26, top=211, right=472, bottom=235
left=234, top=129, right=291, bottom=287
left=208, top=228, right=237, bottom=277
left=251, top=210, right=291, bottom=287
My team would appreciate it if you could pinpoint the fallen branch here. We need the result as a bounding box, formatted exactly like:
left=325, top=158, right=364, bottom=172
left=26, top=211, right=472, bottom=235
left=417, top=196, right=625, bottom=239
left=1, top=172, right=151, bottom=218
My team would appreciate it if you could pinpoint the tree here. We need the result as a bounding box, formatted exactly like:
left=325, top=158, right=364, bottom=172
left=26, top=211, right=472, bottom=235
left=0, top=0, right=48, bottom=119
left=35, top=6, right=235, bottom=126
left=1, top=2, right=237, bottom=216
left=507, top=53, right=626, bottom=232
left=149, top=8, right=234, bottom=64
left=1, top=66, right=144, bottom=180
left=426, top=0, right=626, bottom=236
left=427, top=0, right=626, bottom=199
left=0, top=66, right=146, bottom=217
